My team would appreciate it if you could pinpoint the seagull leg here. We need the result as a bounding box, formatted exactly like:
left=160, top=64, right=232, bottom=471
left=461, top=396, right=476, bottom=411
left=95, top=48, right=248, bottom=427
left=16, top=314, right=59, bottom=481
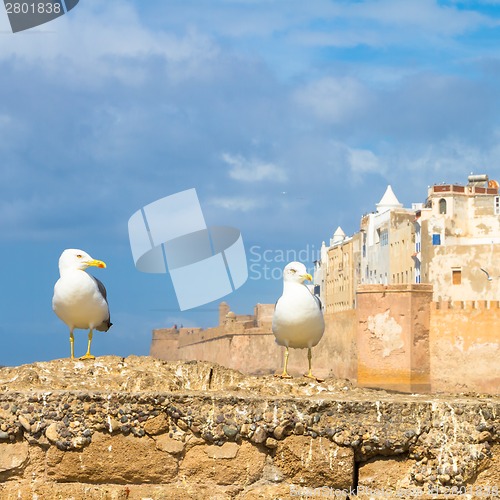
left=69, top=330, right=75, bottom=360
left=275, top=346, right=293, bottom=379
left=304, top=348, right=324, bottom=383
left=80, top=329, right=95, bottom=360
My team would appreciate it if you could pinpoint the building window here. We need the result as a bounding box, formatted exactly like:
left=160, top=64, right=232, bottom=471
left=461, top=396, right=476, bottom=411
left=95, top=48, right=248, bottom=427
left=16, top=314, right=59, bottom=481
left=432, top=234, right=441, bottom=245
left=380, top=229, right=388, bottom=246
left=495, top=196, right=500, bottom=215
left=439, top=198, right=447, bottom=214
left=452, top=268, right=462, bottom=285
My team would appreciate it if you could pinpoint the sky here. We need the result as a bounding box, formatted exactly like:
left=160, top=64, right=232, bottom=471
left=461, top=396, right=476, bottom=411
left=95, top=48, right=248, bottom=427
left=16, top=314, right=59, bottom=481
left=1, top=0, right=500, bottom=366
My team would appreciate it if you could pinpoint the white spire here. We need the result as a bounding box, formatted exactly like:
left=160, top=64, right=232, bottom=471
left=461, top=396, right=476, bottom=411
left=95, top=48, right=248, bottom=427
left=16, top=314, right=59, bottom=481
left=376, top=185, right=403, bottom=213
left=332, top=226, right=346, bottom=245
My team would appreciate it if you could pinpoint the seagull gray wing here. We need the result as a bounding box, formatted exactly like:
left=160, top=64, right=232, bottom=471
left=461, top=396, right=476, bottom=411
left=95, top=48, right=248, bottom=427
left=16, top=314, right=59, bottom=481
left=91, top=275, right=112, bottom=330
left=313, top=294, right=322, bottom=311
left=92, top=276, right=109, bottom=302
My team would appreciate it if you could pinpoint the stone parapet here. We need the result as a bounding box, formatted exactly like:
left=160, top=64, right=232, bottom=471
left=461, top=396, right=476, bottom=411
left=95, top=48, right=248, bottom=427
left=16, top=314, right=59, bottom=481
left=0, top=357, right=499, bottom=499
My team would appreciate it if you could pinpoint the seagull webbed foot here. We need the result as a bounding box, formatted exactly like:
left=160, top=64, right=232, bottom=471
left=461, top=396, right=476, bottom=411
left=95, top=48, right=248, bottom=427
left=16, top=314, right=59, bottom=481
left=303, top=372, right=324, bottom=383
left=79, top=353, right=95, bottom=360
left=275, top=372, right=293, bottom=379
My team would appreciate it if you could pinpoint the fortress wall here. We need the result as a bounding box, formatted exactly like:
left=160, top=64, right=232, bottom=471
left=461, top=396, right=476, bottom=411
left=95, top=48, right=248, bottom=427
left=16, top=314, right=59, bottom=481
left=153, top=309, right=359, bottom=380
left=430, top=301, right=500, bottom=394
left=307, top=309, right=358, bottom=381
left=151, top=292, right=500, bottom=394
left=175, top=333, right=282, bottom=375
left=254, top=302, right=274, bottom=321
left=149, top=328, right=181, bottom=362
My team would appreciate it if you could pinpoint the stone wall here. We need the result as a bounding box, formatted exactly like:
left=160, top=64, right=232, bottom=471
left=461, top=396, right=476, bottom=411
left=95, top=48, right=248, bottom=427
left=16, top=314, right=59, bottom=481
left=0, top=357, right=499, bottom=499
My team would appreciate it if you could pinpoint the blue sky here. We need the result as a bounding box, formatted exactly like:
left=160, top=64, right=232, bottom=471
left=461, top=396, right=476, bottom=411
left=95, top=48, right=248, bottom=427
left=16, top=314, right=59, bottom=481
left=1, top=0, right=500, bottom=366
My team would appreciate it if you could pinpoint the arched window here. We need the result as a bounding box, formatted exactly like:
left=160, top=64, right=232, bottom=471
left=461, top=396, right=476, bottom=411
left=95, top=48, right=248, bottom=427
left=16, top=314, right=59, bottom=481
left=439, top=198, right=447, bottom=214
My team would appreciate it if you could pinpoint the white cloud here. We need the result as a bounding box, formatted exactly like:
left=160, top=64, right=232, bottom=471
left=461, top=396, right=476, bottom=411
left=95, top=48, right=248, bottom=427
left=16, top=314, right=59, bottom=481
left=294, top=77, right=369, bottom=123
left=222, top=153, right=287, bottom=182
left=402, top=137, right=495, bottom=178
left=354, top=0, right=492, bottom=36
left=0, top=0, right=218, bottom=85
left=293, top=0, right=497, bottom=51
left=209, top=196, right=261, bottom=212
left=348, top=147, right=384, bottom=175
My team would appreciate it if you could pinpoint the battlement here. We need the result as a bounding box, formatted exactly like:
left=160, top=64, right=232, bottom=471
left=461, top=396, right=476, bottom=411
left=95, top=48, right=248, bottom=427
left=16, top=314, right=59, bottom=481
left=151, top=302, right=274, bottom=354
left=432, top=300, right=500, bottom=310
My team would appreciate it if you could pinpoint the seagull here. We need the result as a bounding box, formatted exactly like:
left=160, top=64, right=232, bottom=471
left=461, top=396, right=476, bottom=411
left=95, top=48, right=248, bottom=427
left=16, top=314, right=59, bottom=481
left=272, top=261, right=325, bottom=382
left=52, top=249, right=112, bottom=360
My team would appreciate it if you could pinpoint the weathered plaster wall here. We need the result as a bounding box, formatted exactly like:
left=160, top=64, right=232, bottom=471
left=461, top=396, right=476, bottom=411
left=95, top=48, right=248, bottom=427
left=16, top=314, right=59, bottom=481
left=428, top=243, right=500, bottom=302
left=0, top=357, right=499, bottom=499
left=430, top=301, right=500, bottom=394
left=356, top=284, right=433, bottom=393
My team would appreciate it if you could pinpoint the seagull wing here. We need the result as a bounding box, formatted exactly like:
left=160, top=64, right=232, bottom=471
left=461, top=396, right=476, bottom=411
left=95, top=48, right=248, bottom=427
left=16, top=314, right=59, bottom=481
left=92, top=276, right=109, bottom=302
left=313, top=294, right=322, bottom=311
left=91, top=275, right=112, bottom=331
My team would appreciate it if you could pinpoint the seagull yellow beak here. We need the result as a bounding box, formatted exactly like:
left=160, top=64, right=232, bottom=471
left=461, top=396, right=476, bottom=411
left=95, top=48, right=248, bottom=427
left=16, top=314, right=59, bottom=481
left=88, top=259, right=106, bottom=269
left=302, top=273, right=313, bottom=282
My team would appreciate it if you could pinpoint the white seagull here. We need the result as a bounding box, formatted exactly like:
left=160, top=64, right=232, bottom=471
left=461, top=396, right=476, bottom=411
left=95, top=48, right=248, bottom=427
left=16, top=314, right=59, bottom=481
left=272, top=261, right=325, bottom=381
left=52, top=249, right=112, bottom=360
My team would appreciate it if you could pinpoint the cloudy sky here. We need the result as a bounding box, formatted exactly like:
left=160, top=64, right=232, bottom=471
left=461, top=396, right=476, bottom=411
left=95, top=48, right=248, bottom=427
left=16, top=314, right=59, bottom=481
left=1, top=0, right=500, bottom=366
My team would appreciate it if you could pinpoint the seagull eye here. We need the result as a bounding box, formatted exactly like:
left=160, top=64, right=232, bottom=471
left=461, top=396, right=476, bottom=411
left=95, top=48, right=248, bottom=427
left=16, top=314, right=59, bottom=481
left=76, top=254, right=82, bottom=258
left=290, top=269, right=296, bottom=274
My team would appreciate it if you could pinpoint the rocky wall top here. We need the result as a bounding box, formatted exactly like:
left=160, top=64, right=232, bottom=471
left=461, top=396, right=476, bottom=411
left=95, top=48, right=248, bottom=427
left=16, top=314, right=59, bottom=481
left=0, top=356, right=499, bottom=492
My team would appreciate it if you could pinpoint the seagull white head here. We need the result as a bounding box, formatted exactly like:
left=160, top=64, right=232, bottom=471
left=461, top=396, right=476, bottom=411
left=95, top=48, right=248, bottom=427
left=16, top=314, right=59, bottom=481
left=283, top=261, right=313, bottom=284
left=58, top=249, right=107, bottom=274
